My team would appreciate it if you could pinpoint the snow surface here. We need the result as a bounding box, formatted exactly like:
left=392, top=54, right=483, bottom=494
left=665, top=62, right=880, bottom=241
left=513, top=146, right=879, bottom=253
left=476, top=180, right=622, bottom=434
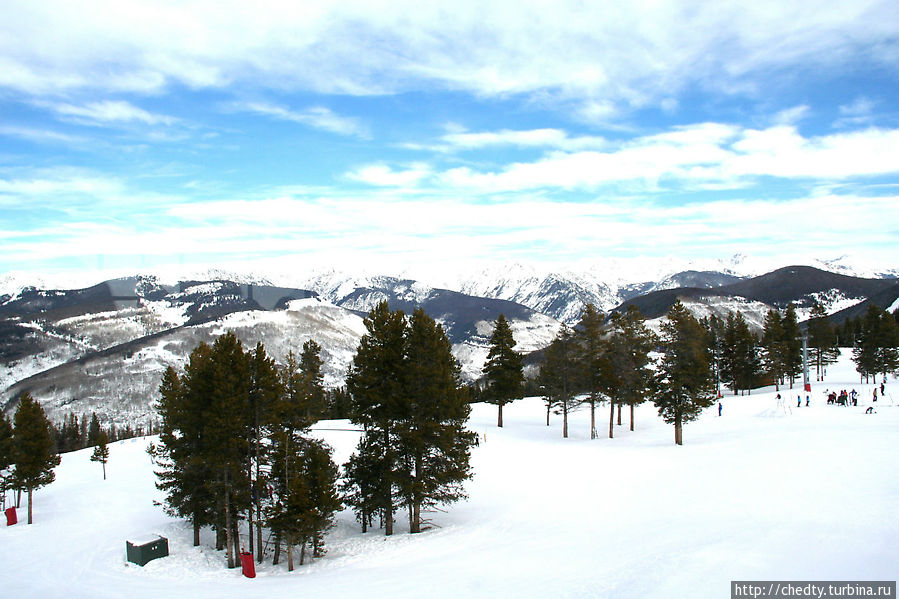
left=2, top=351, right=897, bottom=599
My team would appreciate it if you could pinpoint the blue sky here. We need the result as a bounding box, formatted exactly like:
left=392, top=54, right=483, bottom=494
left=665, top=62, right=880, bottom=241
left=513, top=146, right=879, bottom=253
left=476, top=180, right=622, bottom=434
left=2, top=0, right=898, bottom=280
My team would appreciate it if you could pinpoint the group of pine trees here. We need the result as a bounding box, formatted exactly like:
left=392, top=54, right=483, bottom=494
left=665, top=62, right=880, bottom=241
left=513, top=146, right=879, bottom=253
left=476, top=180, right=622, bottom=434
left=341, top=302, right=477, bottom=536
left=482, top=302, right=711, bottom=445
left=52, top=411, right=150, bottom=455
left=150, top=333, right=340, bottom=571
left=0, top=393, right=60, bottom=524
left=152, top=302, right=478, bottom=569
left=482, top=299, right=899, bottom=445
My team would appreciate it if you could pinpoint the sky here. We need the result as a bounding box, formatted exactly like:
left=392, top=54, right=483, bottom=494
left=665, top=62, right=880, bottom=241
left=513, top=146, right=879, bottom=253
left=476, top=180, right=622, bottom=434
left=1, top=0, right=898, bottom=281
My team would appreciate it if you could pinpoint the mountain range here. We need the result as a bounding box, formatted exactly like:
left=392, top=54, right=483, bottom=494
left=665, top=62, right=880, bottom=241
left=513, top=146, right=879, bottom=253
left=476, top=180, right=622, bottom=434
left=1, top=258, right=896, bottom=429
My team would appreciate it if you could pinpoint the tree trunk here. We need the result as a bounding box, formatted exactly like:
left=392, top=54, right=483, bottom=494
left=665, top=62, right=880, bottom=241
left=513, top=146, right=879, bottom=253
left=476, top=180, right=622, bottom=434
left=102, top=462, right=106, bottom=480
left=224, top=484, right=235, bottom=569
left=630, top=404, right=634, bottom=432
left=300, top=540, right=307, bottom=566
left=590, top=398, right=596, bottom=439
left=247, top=509, right=254, bottom=557
left=674, top=418, right=683, bottom=445
left=617, top=403, right=622, bottom=426
left=562, top=402, right=568, bottom=438
left=273, top=533, right=281, bottom=565
left=287, top=541, right=294, bottom=572
left=411, top=454, right=422, bottom=533
left=609, top=402, right=614, bottom=439
left=545, top=403, right=550, bottom=426
left=384, top=428, right=393, bottom=536
left=27, top=487, right=33, bottom=524
left=193, top=521, right=201, bottom=547
left=497, top=402, right=504, bottom=427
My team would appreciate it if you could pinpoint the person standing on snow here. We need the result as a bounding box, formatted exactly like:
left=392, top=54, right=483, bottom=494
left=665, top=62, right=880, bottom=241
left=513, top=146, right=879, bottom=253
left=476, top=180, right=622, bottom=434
left=805, top=395, right=810, bottom=407
left=718, top=402, right=722, bottom=416
left=797, top=395, right=801, bottom=407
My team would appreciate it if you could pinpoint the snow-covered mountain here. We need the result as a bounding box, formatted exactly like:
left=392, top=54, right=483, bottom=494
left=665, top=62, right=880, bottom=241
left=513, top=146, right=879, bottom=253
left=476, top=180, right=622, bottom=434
left=0, top=275, right=560, bottom=427
left=2, top=255, right=896, bottom=429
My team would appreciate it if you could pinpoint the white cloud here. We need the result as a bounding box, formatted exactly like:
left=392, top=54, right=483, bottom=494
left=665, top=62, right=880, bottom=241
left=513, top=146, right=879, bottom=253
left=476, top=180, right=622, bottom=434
left=230, top=102, right=368, bottom=137
left=387, top=124, right=899, bottom=193
left=1, top=0, right=896, bottom=114
left=438, top=128, right=608, bottom=152
left=345, top=163, right=432, bottom=187
left=50, top=100, right=177, bottom=126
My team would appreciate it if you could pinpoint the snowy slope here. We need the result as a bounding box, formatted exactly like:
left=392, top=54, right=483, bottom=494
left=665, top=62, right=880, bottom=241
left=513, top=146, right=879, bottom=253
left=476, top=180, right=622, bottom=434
left=2, top=350, right=896, bottom=599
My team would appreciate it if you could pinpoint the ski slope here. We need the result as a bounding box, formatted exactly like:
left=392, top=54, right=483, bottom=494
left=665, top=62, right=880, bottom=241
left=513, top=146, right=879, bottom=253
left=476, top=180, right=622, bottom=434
left=2, top=351, right=896, bottom=598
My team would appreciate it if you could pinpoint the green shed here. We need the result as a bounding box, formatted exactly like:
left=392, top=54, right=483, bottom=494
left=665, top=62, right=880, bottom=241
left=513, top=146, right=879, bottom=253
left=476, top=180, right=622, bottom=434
left=126, top=535, right=169, bottom=566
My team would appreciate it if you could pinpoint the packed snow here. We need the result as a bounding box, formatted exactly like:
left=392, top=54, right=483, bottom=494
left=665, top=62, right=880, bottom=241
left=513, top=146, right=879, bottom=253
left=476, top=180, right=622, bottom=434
left=2, top=350, right=897, bottom=598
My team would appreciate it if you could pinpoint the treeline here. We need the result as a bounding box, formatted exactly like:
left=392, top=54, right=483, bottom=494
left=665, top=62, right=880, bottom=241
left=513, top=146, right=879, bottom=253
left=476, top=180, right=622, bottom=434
left=150, top=300, right=476, bottom=571
left=480, top=300, right=899, bottom=445
left=51, top=411, right=155, bottom=454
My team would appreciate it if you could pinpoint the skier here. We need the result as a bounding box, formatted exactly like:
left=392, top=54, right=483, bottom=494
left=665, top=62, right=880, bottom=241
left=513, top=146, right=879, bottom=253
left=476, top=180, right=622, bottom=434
left=718, top=402, right=722, bottom=417
left=805, top=395, right=810, bottom=407
left=797, top=395, right=801, bottom=408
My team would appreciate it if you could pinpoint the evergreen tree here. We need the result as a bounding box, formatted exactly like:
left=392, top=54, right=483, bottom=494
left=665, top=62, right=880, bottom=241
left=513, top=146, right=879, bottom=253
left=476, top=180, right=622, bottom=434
left=651, top=302, right=716, bottom=445
left=575, top=304, right=606, bottom=439
left=721, top=311, right=760, bottom=395
left=268, top=437, right=340, bottom=571
left=151, top=358, right=217, bottom=547
left=701, top=315, right=726, bottom=397
left=807, top=302, right=839, bottom=380
left=247, top=342, right=282, bottom=562
left=299, top=340, right=327, bottom=423
left=11, top=392, right=60, bottom=523
left=345, top=301, right=408, bottom=536
left=203, top=331, right=252, bottom=569
left=538, top=324, right=580, bottom=438
left=90, top=430, right=110, bottom=480
left=605, top=305, right=657, bottom=431
left=269, top=350, right=312, bottom=566
left=761, top=309, right=787, bottom=390
left=852, top=304, right=899, bottom=383
left=399, top=308, right=476, bottom=533
left=782, top=304, right=802, bottom=388
left=341, top=432, right=389, bottom=533
left=481, top=314, right=524, bottom=428
left=87, top=412, right=101, bottom=448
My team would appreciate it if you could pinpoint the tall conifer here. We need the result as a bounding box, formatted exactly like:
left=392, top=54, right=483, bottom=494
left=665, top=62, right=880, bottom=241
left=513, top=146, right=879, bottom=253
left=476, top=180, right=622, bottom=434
left=651, top=301, right=716, bottom=445
left=12, top=392, right=60, bottom=523
left=482, top=314, right=524, bottom=428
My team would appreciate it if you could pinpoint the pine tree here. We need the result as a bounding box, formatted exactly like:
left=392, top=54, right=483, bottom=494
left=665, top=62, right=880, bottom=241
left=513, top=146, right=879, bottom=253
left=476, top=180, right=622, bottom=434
left=87, top=412, right=101, bottom=448
left=721, top=311, right=760, bottom=395
left=152, top=357, right=217, bottom=547
left=204, top=331, right=252, bottom=569
left=299, top=340, right=327, bottom=423
left=782, top=304, right=802, bottom=388
left=576, top=304, right=605, bottom=439
left=538, top=324, right=580, bottom=438
left=399, top=308, right=476, bottom=533
left=702, top=315, right=726, bottom=396
left=853, top=304, right=899, bottom=383
left=247, top=342, right=282, bottom=562
left=761, top=309, right=787, bottom=390
left=345, top=301, right=408, bottom=536
left=807, top=302, right=839, bottom=380
left=605, top=305, right=656, bottom=431
left=651, top=301, right=716, bottom=445
left=90, top=430, right=110, bottom=480
left=11, top=392, right=60, bottom=523
left=482, top=314, right=524, bottom=428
